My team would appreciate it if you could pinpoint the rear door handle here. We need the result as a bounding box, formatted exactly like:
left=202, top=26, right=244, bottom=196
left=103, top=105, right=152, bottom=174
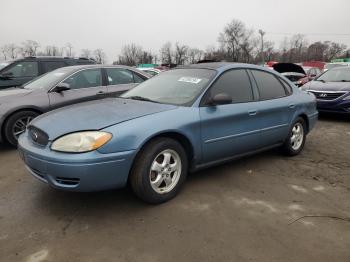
left=289, top=104, right=296, bottom=109
left=248, top=110, right=258, bottom=116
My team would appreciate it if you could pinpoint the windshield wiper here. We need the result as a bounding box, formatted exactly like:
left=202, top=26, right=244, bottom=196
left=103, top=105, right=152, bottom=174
left=124, top=96, right=160, bottom=103
left=340, top=80, right=350, bottom=82
left=316, top=79, right=326, bottom=83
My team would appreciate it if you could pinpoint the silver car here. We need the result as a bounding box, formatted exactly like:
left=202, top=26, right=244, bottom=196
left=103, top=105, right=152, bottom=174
left=0, top=65, right=150, bottom=146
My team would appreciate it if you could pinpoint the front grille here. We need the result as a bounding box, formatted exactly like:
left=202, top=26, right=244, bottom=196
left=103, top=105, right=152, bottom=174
left=310, top=91, right=346, bottom=100
left=28, top=126, right=49, bottom=146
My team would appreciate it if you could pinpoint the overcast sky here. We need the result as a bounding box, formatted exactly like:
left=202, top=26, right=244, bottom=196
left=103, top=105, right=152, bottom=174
left=1, top=0, right=349, bottom=62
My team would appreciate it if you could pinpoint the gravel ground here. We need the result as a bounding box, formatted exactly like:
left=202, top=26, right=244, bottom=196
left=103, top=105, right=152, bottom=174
left=0, top=114, right=349, bottom=262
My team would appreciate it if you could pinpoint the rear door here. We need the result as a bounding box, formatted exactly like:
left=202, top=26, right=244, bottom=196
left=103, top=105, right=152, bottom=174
left=199, top=69, right=261, bottom=163
left=48, top=68, right=107, bottom=109
left=104, top=68, right=146, bottom=97
left=249, top=69, right=295, bottom=147
left=41, top=61, right=67, bottom=74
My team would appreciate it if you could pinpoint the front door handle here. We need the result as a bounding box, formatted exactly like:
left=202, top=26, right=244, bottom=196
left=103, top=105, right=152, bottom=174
left=289, top=104, right=296, bottom=109
left=96, top=91, right=105, bottom=96
left=248, top=110, right=258, bottom=116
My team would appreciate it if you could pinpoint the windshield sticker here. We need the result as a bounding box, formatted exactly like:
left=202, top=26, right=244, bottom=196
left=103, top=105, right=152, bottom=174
left=178, top=77, right=202, bottom=84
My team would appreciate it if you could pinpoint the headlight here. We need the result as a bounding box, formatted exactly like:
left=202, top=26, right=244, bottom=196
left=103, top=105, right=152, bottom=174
left=343, top=94, right=350, bottom=100
left=51, top=131, right=112, bottom=153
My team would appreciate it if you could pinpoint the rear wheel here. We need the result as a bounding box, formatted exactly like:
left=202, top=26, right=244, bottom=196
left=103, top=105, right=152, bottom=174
left=130, top=138, right=188, bottom=204
left=281, top=118, right=306, bottom=156
left=4, top=110, right=39, bottom=147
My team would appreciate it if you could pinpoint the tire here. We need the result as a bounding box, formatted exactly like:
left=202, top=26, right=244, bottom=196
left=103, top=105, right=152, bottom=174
left=281, top=117, right=306, bottom=156
left=4, top=110, right=40, bottom=147
left=130, top=137, right=188, bottom=204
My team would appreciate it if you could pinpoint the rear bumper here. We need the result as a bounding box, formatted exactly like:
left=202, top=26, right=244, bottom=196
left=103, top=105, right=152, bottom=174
left=307, top=112, right=318, bottom=132
left=18, top=133, right=136, bottom=192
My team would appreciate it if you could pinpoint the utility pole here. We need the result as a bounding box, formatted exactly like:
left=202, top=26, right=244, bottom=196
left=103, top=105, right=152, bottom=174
left=258, top=29, right=265, bottom=65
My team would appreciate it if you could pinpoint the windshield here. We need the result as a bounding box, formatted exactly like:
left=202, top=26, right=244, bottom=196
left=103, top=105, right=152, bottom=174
left=317, top=67, right=350, bottom=82
left=324, top=63, right=347, bottom=70
left=23, top=67, right=73, bottom=90
left=121, top=68, right=216, bottom=106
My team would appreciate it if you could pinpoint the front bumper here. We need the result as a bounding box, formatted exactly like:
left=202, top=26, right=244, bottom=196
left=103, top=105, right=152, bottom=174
left=18, top=133, right=136, bottom=192
left=317, top=99, right=350, bottom=114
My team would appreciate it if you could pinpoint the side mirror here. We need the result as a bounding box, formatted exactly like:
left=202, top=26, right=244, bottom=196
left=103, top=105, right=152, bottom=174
left=0, top=72, right=14, bottom=79
left=52, top=83, right=70, bottom=93
left=209, top=93, right=232, bottom=106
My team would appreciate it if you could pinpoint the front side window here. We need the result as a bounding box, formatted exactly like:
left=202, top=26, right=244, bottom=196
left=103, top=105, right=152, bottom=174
left=121, top=68, right=216, bottom=106
left=204, top=69, right=253, bottom=104
left=251, top=70, right=287, bottom=100
left=3, top=61, right=38, bottom=77
left=62, top=69, right=102, bottom=89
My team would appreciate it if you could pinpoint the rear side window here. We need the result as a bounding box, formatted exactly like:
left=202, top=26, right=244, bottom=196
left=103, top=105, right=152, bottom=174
left=42, top=61, right=66, bottom=73
left=2, top=61, right=38, bottom=77
left=62, top=69, right=102, bottom=89
left=251, top=70, right=287, bottom=100
left=133, top=72, right=146, bottom=83
left=205, top=69, right=253, bottom=104
left=106, top=68, right=134, bottom=85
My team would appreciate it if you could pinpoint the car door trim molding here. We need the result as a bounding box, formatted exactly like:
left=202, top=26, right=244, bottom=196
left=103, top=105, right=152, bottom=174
left=204, top=123, right=288, bottom=144
left=204, top=129, right=260, bottom=144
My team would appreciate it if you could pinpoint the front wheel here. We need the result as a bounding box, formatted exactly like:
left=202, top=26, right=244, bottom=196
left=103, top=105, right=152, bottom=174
left=129, top=138, right=188, bottom=204
left=4, top=110, right=39, bottom=147
left=281, top=118, right=306, bottom=156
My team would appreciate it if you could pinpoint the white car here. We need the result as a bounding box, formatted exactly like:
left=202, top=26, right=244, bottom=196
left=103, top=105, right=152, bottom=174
left=137, top=68, right=162, bottom=77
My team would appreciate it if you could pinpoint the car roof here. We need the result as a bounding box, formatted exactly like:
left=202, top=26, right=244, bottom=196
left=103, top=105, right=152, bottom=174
left=178, top=62, right=273, bottom=72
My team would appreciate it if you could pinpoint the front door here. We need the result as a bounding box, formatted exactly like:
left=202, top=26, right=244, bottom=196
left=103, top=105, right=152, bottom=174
left=200, top=69, right=261, bottom=163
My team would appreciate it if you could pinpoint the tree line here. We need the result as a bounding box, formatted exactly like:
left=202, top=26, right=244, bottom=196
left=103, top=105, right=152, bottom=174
left=0, top=40, right=106, bottom=63
left=1, top=19, right=349, bottom=66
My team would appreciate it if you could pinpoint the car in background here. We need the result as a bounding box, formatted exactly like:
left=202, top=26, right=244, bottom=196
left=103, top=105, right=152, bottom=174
left=0, top=56, right=96, bottom=90
left=137, top=67, right=162, bottom=76
left=323, top=62, right=350, bottom=72
left=0, top=65, right=150, bottom=146
left=301, top=67, right=350, bottom=114
left=272, top=63, right=306, bottom=87
left=18, top=63, right=318, bottom=203
left=0, top=61, right=10, bottom=70
left=296, top=67, right=322, bottom=86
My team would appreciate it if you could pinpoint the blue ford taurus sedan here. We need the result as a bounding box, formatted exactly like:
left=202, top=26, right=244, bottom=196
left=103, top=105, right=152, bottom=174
left=18, top=63, right=318, bottom=204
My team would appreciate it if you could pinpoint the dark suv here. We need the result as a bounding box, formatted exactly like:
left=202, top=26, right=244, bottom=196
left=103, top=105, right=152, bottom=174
left=0, top=56, right=96, bottom=90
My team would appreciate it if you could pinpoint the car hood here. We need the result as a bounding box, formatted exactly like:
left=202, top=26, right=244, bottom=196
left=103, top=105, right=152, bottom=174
left=30, top=98, right=177, bottom=140
left=303, top=81, right=350, bottom=92
left=0, top=88, right=32, bottom=101
left=273, top=63, right=306, bottom=75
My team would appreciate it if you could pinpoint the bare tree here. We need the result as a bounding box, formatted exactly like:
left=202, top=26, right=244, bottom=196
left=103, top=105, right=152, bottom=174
left=117, top=44, right=142, bottom=66
left=93, top=49, right=106, bottom=64
left=174, top=42, right=189, bottom=65
left=81, top=49, right=92, bottom=58
left=188, top=48, right=204, bottom=64
left=160, top=42, right=173, bottom=64
left=20, top=40, right=40, bottom=57
left=66, top=43, right=74, bottom=57
left=1, top=45, right=9, bottom=60
left=218, top=19, right=245, bottom=61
